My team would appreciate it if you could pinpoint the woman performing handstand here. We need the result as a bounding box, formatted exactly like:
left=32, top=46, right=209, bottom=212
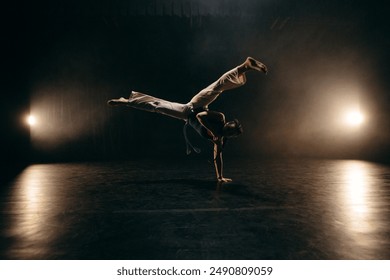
left=108, top=57, right=268, bottom=182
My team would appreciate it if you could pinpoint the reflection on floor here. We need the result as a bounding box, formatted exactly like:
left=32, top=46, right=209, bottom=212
left=1, top=159, right=389, bottom=259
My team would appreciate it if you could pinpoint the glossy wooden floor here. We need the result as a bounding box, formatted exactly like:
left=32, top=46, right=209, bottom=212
left=1, top=159, right=389, bottom=259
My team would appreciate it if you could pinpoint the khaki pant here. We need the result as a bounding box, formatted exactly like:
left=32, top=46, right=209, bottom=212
left=127, top=66, right=246, bottom=120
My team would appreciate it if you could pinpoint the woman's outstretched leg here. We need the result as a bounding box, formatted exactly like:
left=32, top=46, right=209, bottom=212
left=189, top=57, right=267, bottom=109
left=108, top=91, right=191, bottom=120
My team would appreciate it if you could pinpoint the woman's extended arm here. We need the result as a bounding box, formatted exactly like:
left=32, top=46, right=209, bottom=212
left=213, top=139, right=232, bottom=183
left=196, top=111, right=232, bottom=182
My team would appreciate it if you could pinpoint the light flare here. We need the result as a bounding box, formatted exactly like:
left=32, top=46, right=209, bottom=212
left=27, top=115, right=37, bottom=126
left=345, top=111, right=364, bottom=127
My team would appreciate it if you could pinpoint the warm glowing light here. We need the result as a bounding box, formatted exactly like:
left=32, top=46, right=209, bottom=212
left=345, top=111, right=364, bottom=126
left=27, top=115, right=36, bottom=126
left=9, top=165, right=57, bottom=256
left=344, top=162, right=368, bottom=215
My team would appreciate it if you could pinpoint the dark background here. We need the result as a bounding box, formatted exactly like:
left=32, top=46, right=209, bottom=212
left=2, top=0, right=389, bottom=180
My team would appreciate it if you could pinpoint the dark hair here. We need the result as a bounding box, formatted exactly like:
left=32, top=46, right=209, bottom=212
left=223, top=119, right=243, bottom=138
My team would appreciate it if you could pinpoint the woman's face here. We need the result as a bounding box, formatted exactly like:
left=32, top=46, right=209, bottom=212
left=223, top=120, right=243, bottom=138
